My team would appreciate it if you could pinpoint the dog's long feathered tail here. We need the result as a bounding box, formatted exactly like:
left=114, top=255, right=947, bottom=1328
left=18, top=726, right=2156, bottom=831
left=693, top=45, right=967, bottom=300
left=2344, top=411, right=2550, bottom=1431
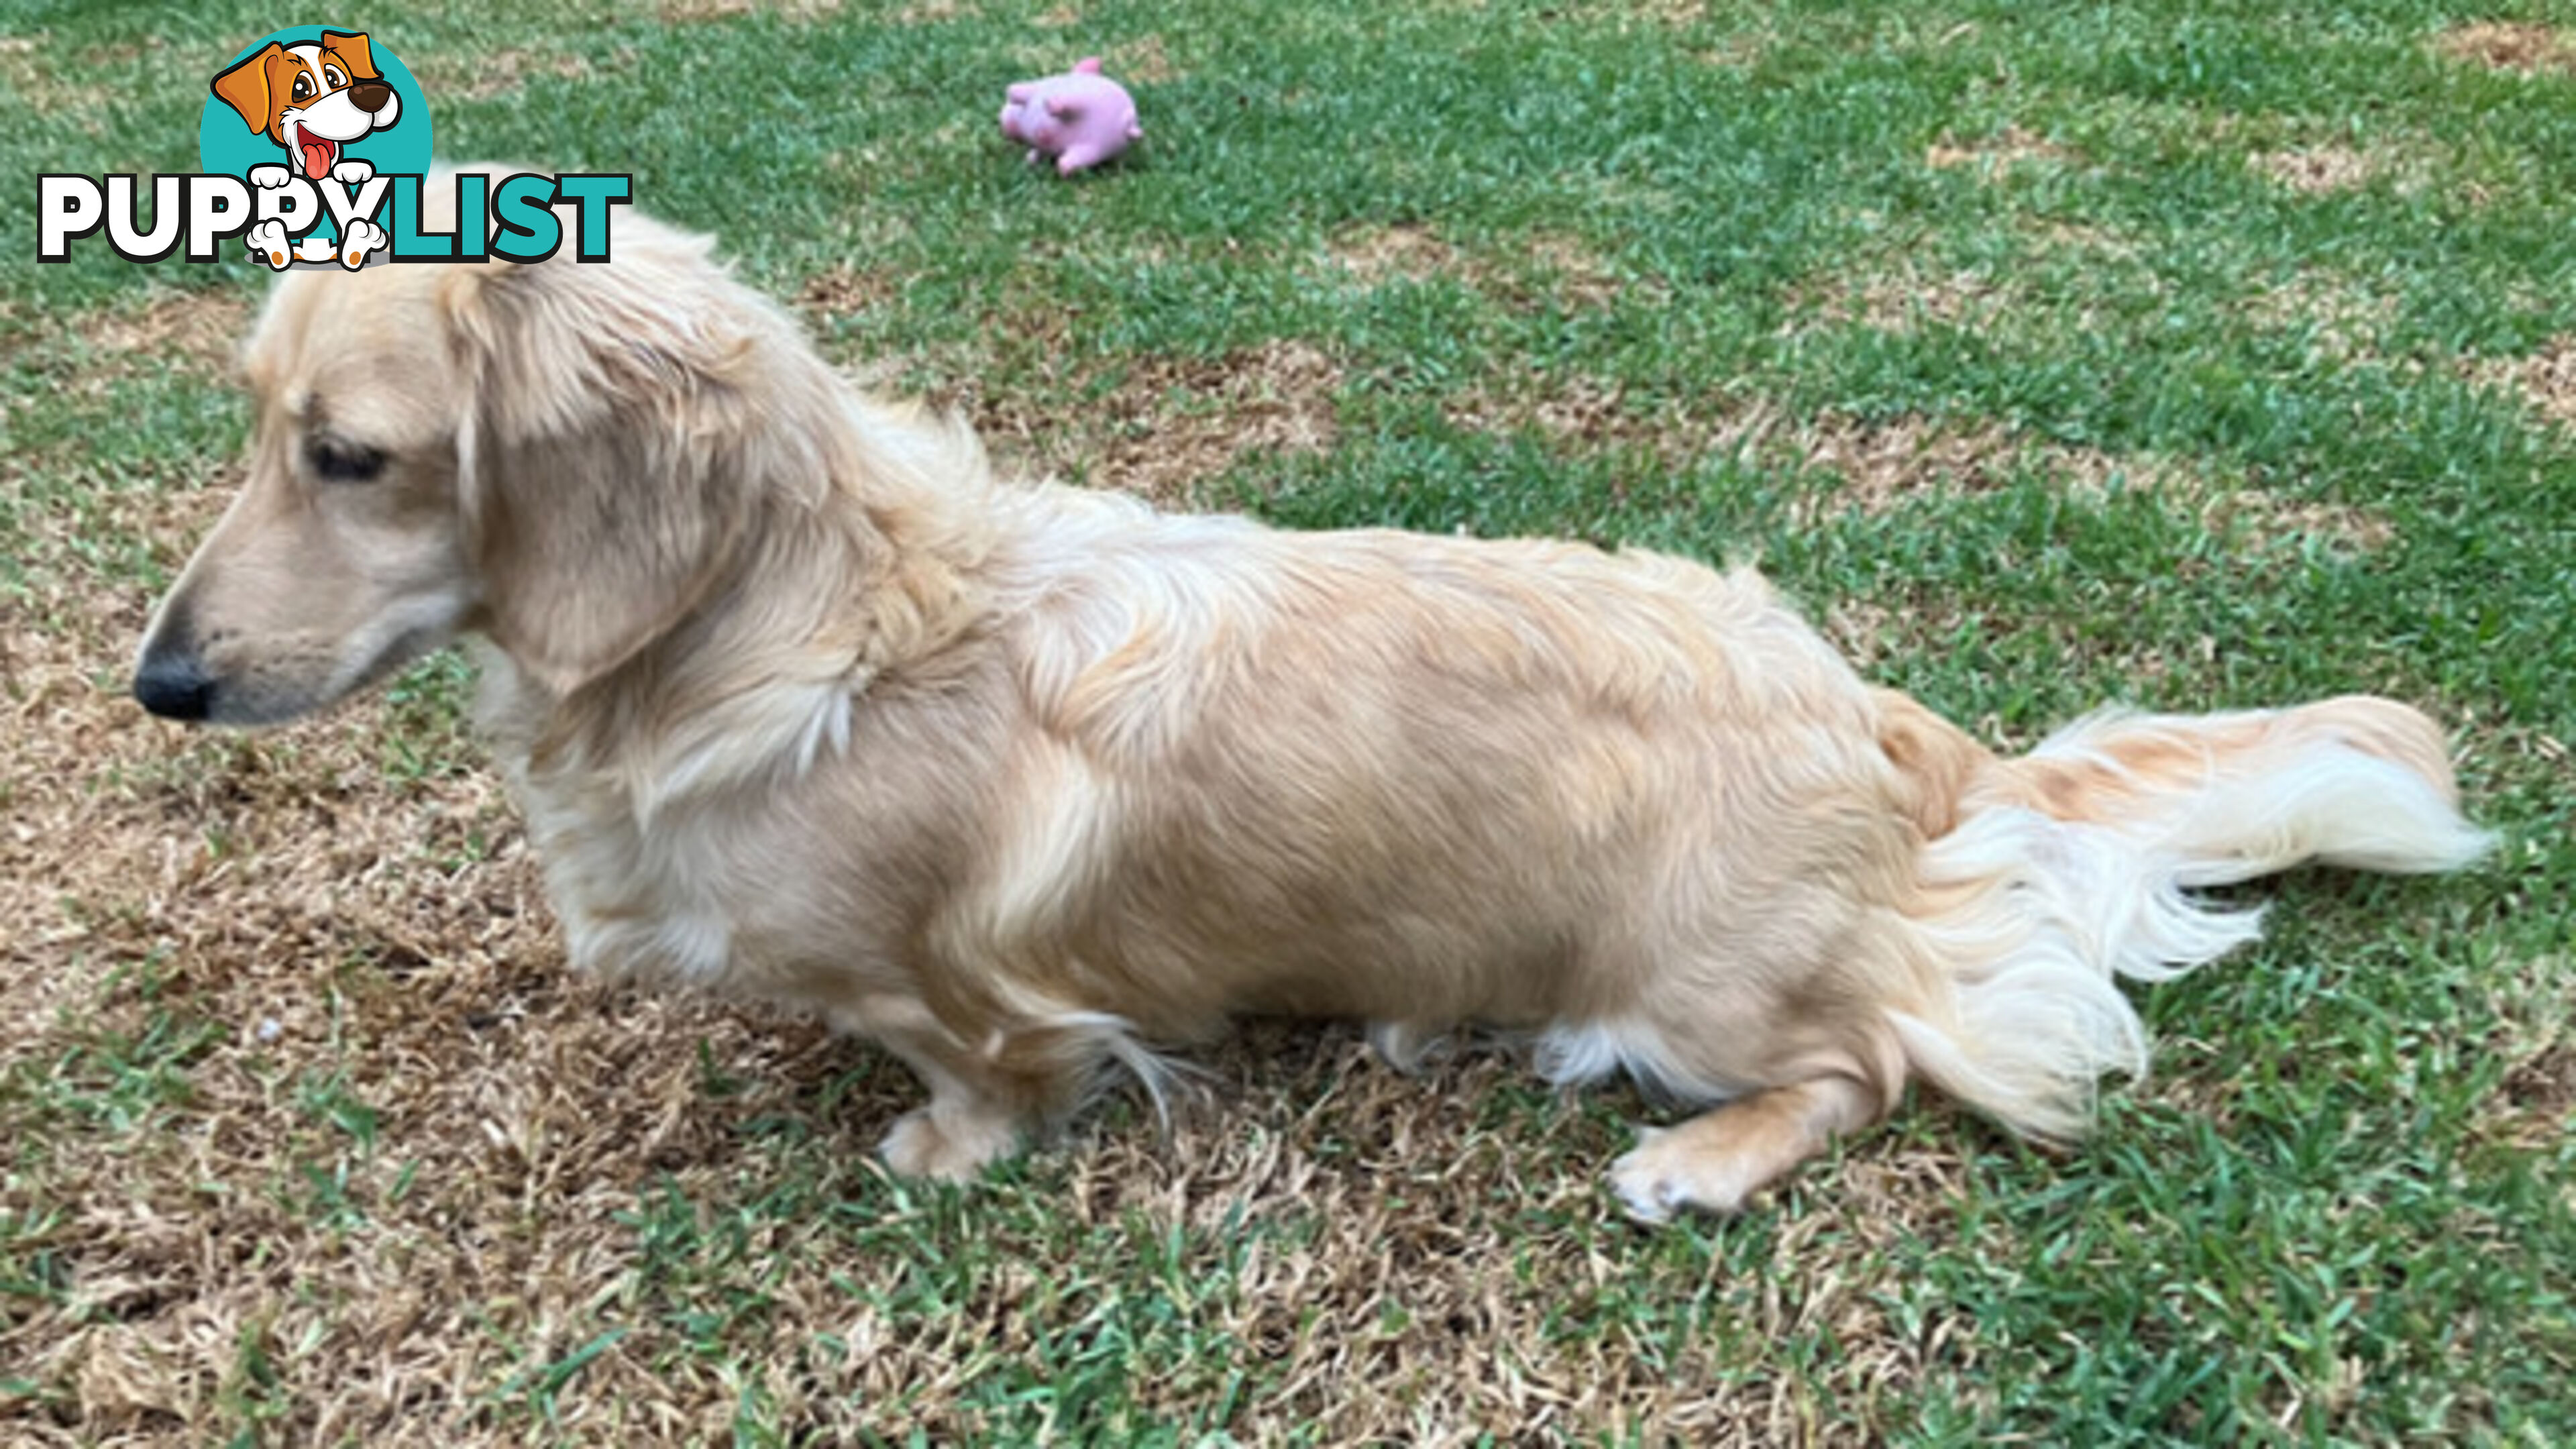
left=1875, top=694, right=2492, bottom=1138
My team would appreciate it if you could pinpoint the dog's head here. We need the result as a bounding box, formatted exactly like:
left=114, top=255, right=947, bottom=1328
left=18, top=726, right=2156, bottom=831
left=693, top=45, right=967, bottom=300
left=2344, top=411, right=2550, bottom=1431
left=133, top=168, right=814, bottom=727
left=211, top=31, right=402, bottom=180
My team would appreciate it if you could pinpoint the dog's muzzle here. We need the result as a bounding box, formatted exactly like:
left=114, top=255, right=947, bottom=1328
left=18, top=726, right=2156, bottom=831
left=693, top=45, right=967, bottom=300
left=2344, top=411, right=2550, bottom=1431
left=133, top=606, right=217, bottom=722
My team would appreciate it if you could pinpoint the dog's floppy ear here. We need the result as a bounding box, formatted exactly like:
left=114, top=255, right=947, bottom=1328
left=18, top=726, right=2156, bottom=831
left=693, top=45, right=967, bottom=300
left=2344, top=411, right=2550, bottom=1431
left=211, top=43, right=282, bottom=134
left=439, top=247, right=759, bottom=696
left=319, top=31, right=378, bottom=82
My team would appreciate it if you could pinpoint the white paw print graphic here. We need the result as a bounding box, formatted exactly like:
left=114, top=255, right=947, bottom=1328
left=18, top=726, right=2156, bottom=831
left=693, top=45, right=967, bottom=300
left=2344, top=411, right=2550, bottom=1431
left=335, top=218, right=389, bottom=270
left=244, top=218, right=292, bottom=270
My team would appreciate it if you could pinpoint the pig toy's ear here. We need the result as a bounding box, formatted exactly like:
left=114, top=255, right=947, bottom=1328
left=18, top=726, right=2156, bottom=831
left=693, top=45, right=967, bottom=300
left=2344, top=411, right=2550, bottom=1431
left=1044, top=96, right=1076, bottom=118
left=1073, top=56, right=1103, bottom=75
left=1006, top=82, right=1033, bottom=101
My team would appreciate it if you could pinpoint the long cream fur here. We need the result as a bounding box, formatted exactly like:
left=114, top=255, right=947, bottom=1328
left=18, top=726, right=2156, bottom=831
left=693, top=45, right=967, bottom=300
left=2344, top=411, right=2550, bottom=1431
left=135, top=174, right=2492, bottom=1220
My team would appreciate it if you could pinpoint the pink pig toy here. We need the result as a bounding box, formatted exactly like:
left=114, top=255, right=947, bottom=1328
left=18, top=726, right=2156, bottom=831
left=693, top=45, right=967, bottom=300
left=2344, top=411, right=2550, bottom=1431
left=999, top=57, right=1141, bottom=176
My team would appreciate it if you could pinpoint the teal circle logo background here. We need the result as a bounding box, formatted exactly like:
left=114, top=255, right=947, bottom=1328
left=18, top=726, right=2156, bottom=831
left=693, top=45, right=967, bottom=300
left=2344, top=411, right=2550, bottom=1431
left=197, top=27, right=432, bottom=186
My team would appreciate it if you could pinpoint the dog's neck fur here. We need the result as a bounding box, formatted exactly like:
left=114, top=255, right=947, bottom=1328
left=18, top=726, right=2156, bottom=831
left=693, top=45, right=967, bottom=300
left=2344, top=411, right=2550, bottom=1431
left=478, top=372, right=1002, bottom=823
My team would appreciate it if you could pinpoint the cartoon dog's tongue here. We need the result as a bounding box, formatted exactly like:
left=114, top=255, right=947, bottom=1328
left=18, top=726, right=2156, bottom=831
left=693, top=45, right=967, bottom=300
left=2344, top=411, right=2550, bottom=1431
left=299, top=135, right=338, bottom=180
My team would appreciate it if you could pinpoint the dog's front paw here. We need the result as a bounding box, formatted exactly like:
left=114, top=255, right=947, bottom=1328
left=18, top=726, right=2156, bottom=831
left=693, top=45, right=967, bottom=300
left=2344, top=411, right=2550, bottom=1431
left=245, top=218, right=292, bottom=270
left=248, top=164, right=292, bottom=191
left=335, top=217, right=388, bottom=270
left=331, top=158, right=375, bottom=187
left=1608, top=1126, right=1760, bottom=1226
left=879, top=1106, right=1019, bottom=1183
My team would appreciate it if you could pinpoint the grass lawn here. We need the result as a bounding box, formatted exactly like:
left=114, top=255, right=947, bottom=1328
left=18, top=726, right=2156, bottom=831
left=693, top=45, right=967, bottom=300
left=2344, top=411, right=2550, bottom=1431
left=4, top=0, right=2573, bottom=1442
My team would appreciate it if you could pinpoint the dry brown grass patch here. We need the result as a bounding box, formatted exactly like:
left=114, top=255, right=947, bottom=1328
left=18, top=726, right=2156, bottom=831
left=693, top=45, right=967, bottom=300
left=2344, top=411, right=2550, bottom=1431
left=1792, top=413, right=2037, bottom=518
left=2473, top=953, right=2576, bottom=1153
left=2493, top=1039, right=2576, bottom=1150
left=1317, top=226, right=1642, bottom=313
left=1442, top=382, right=1770, bottom=479
left=1822, top=598, right=1902, bottom=671
left=2472, top=334, right=2576, bottom=429
left=2245, top=270, right=2399, bottom=364
left=1318, top=227, right=1634, bottom=309
left=2033, top=219, right=2143, bottom=260
left=1805, top=262, right=2016, bottom=335
left=794, top=264, right=900, bottom=321
left=2249, top=145, right=2386, bottom=195
left=1487, top=233, right=1644, bottom=311
left=0, top=34, right=107, bottom=113
left=2434, top=20, right=2576, bottom=76
left=1788, top=414, right=2155, bottom=522
left=1690, top=32, right=1771, bottom=67
left=1120, top=32, right=1177, bottom=84
left=963, top=338, right=1344, bottom=502
left=2198, top=486, right=2397, bottom=554
left=77, top=288, right=251, bottom=377
left=1789, top=415, right=2283, bottom=550
left=1326, top=222, right=1463, bottom=284
left=1518, top=231, right=1631, bottom=309
left=1517, top=0, right=1714, bottom=26
left=1441, top=390, right=2191, bottom=534
left=1440, top=388, right=2183, bottom=524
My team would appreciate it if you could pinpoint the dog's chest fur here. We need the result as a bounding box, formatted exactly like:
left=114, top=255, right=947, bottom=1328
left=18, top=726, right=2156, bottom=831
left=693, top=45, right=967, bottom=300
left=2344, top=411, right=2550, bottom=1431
left=470, top=642, right=847, bottom=994
left=465, top=633, right=1002, bottom=1016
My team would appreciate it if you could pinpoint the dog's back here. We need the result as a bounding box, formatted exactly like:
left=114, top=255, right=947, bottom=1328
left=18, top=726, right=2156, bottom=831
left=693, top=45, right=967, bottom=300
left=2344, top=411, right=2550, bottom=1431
left=970, top=493, right=1911, bottom=1048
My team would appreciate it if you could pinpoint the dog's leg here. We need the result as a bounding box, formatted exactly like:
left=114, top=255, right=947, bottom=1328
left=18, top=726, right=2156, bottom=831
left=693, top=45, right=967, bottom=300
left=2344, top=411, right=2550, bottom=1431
left=875, top=1042, right=1029, bottom=1183
left=1607, top=1075, right=1881, bottom=1224
left=841, top=999, right=1072, bottom=1183
left=1367, top=1018, right=1454, bottom=1073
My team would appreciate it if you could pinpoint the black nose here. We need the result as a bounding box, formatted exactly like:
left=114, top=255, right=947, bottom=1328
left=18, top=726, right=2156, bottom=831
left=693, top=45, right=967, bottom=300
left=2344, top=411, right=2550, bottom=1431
left=134, top=648, right=217, bottom=722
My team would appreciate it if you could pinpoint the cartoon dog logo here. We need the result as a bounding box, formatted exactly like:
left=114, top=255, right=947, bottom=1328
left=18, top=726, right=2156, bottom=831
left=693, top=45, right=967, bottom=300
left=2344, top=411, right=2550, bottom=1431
left=210, top=31, right=400, bottom=270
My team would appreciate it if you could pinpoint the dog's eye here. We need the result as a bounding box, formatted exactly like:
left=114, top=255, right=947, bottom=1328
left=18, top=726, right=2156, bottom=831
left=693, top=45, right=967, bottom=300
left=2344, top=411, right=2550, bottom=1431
left=291, top=73, right=314, bottom=101
left=323, top=65, right=347, bottom=88
left=307, top=435, right=386, bottom=483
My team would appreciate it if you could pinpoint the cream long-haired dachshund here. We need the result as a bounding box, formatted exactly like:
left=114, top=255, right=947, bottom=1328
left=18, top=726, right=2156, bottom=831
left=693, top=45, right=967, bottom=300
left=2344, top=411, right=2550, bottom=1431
left=133, top=172, right=2491, bottom=1221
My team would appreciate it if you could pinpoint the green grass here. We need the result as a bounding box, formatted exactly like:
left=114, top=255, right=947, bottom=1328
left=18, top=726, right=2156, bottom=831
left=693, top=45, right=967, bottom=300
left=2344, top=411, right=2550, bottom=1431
left=3, top=0, right=2573, bottom=1442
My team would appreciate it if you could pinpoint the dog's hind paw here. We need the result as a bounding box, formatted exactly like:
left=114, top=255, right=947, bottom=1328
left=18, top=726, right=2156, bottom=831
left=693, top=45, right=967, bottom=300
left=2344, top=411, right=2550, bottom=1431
left=1607, top=1077, right=1881, bottom=1226
left=879, top=1106, right=1019, bottom=1183
left=1609, top=1126, right=1764, bottom=1225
